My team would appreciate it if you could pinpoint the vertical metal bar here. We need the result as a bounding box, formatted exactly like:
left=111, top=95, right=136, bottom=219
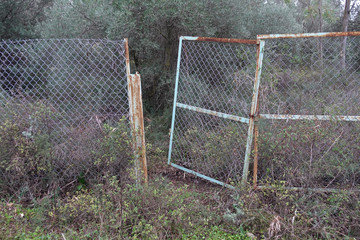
left=168, top=37, right=184, bottom=164
left=124, top=38, right=139, bottom=183
left=125, top=39, right=148, bottom=185
left=124, top=38, right=131, bottom=80
left=253, top=80, right=261, bottom=188
left=242, top=40, right=265, bottom=184
left=253, top=122, right=259, bottom=187
left=129, top=73, right=148, bottom=185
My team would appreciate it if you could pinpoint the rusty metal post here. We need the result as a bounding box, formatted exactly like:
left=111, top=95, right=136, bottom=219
left=242, top=40, right=265, bottom=185
left=253, top=85, right=261, bottom=188
left=253, top=122, right=259, bottom=188
left=125, top=39, right=148, bottom=185
left=128, top=73, right=148, bottom=185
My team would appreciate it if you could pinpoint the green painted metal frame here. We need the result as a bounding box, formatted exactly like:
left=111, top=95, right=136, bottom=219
left=252, top=32, right=360, bottom=192
left=168, top=36, right=260, bottom=188
left=169, top=32, right=360, bottom=191
left=168, top=37, right=183, bottom=165
left=259, top=114, right=360, bottom=122
left=176, top=103, right=250, bottom=124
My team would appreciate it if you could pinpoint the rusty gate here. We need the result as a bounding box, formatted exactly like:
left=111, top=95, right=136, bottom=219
left=169, top=32, right=360, bottom=191
left=254, top=32, right=360, bottom=191
left=168, top=37, right=262, bottom=188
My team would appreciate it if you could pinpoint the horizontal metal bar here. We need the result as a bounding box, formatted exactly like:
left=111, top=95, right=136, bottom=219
left=259, top=114, right=360, bottom=122
left=177, top=103, right=250, bottom=124
left=181, top=36, right=257, bottom=44
left=257, top=31, right=360, bottom=40
left=256, top=185, right=360, bottom=193
left=170, top=163, right=235, bottom=189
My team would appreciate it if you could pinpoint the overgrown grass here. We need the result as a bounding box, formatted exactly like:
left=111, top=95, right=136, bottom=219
left=0, top=176, right=253, bottom=239
left=0, top=100, right=133, bottom=200
left=1, top=177, right=359, bottom=239
left=226, top=184, right=360, bottom=239
left=1, top=99, right=360, bottom=239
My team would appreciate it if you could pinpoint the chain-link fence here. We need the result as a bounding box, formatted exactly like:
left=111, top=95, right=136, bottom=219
left=169, top=33, right=360, bottom=190
left=168, top=37, right=258, bottom=187
left=254, top=33, right=360, bottom=190
left=0, top=39, right=137, bottom=198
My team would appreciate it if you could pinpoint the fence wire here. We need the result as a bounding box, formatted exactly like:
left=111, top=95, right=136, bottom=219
left=259, top=36, right=360, bottom=116
left=169, top=34, right=360, bottom=190
left=256, top=35, right=360, bottom=189
left=0, top=39, right=131, bottom=198
left=169, top=38, right=257, bottom=185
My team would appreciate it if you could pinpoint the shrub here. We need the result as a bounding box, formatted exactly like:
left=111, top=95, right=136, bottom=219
left=0, top=100, right=133, bottom=200
left=226, top=185, right=360, bottom=239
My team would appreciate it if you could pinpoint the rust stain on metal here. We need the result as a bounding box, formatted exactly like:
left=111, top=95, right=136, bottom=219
left=134, top=73, right=147, bottom=184
left=253, top=123, right=259, bottom=188
left=195, top=37, right=257, bottom=44
left=242, top=40, right=265, bottom=184
left=124, top=38, right=130, bottom=76
left=125, top=39, right=147, bottom=185
left=252, top=89, right=261, bottom=188
left=258, top=31, right=360, bottom=40
left=129, top=73, right=148, bottom=185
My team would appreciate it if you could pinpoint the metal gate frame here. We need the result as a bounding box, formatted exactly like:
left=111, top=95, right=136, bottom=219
left=168, top=32, right=360, bottom=191
left=167, top=36, right=263, bottom=188
left=252, top=32, right=360, bottom=192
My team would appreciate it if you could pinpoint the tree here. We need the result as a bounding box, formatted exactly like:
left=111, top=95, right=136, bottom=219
left=37, top=0, right=301, bottom=113
left=0, top=0, right=52, bottom=39
left=296, top=0, right=341, bottom=32
left=36, top=0, right=115, bottom=38
left=107, top=0, right=301, bottom=112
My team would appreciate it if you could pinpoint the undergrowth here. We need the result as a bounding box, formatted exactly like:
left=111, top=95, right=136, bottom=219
left=0, top=176, right=251, bottom=239
left=1, top=100, right=359, bottom=239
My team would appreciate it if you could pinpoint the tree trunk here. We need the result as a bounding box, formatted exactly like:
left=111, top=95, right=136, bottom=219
left=341, top=0, right=351, bottom=70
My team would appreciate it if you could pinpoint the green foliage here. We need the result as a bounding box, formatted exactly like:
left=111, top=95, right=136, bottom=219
left=257, top=119, right=360, bottom=188
left=0, top=101, right=133, bottom=199
left=0, top=200, right=62, bottom=239
left=1, top=176, right=249, bottom=239
left=297, top=0, right=342, bottom=32
left=36, top=0, right=301, bottom=112
left=182, top=225, right=251, bottom=240
left=225, top=186, right=360, bottom=239
left=36, top=0, right=114, bottom=38
left=174, top=122, right=246, bottom=182
left=107, top=0, right=301, bottom=112
left=0, top=0, right=51, bottom=39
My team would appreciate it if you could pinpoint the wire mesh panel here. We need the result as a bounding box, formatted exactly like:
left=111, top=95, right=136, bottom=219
left=255, top=33, right=360, bottom=190
left=0, top=39, right=128, bottom=122
left=169, top=37, right=258, bottom=186
left=0, top=39, right=132, bottom=197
